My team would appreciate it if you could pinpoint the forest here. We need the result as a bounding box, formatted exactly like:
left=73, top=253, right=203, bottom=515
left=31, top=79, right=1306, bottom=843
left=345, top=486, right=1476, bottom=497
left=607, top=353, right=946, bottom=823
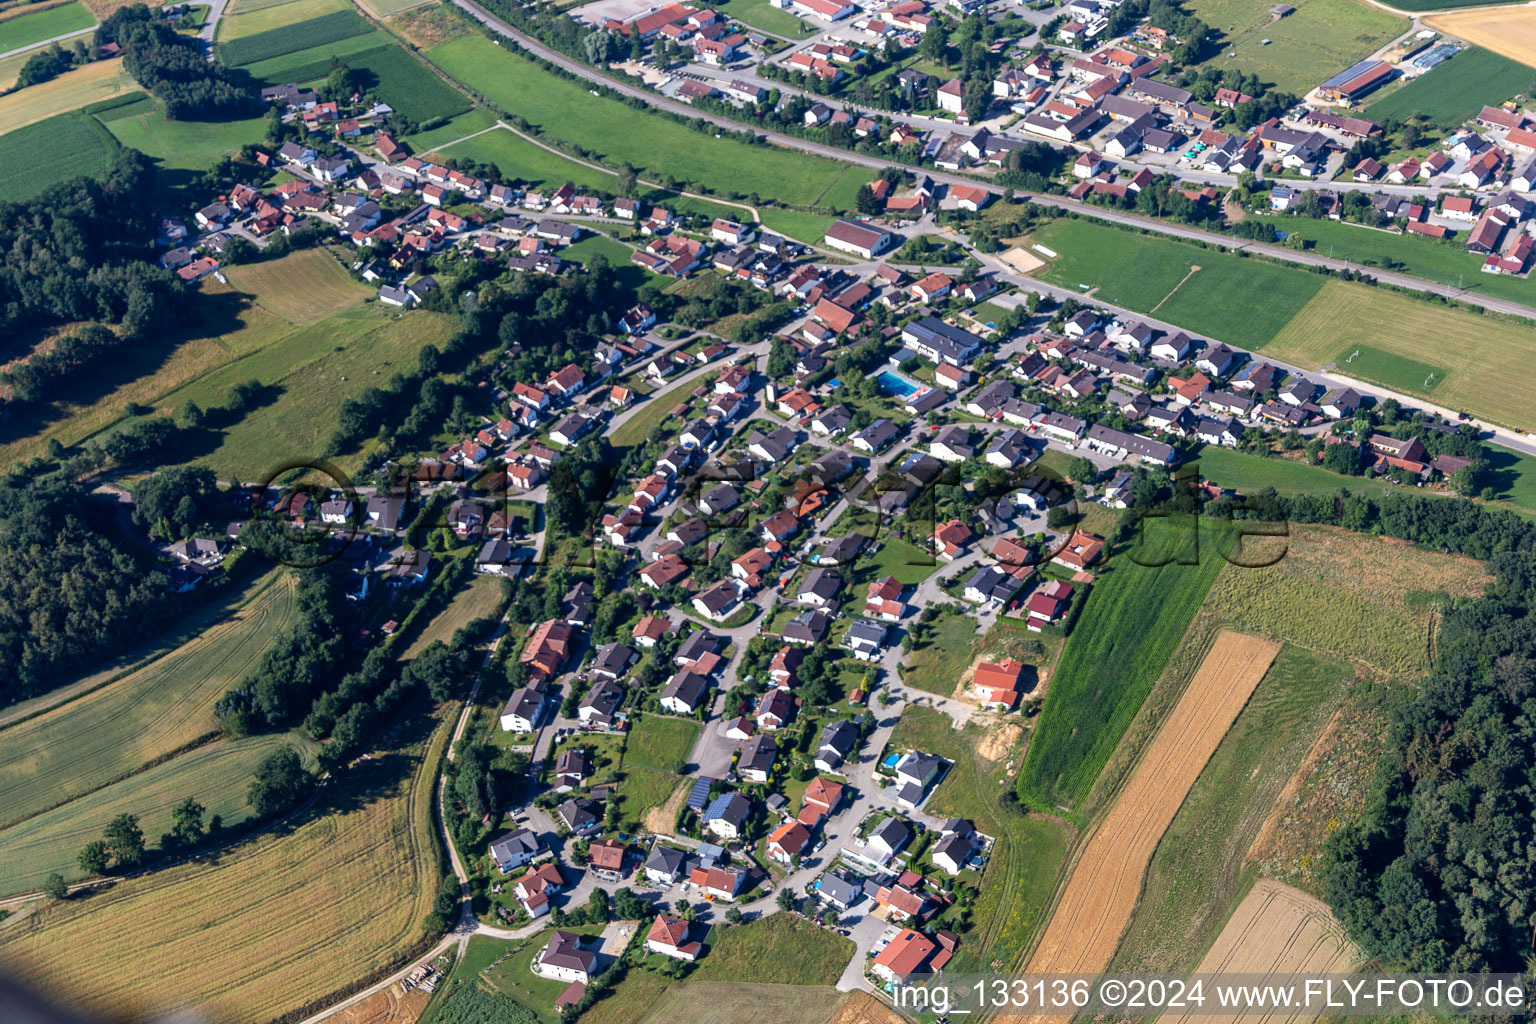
left=98, top=4, right=257, bottom=120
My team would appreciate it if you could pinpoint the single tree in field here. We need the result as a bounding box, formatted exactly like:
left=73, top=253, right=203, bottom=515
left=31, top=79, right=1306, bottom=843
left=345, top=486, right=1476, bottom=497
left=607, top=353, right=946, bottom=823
left=78, top=841, right=109, bottom=875
left=42, top=873, right=69, bottom=901
left=170, top=797, right=206, bottom=846
left=248, top=745, right=312, bottom=819
left=104, top=814, right=145, bottom=867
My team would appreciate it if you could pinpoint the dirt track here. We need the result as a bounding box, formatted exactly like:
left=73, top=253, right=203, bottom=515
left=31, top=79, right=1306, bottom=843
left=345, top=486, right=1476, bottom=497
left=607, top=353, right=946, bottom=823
left=1163, top=879, right=1360, bottom=1024
left=999, top=631, right=1282, bottom=1024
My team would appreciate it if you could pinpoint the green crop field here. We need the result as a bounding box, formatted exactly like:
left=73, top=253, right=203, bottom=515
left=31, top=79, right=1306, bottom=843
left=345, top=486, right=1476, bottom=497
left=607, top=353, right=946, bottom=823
left=0, top=110, right=120, bottom=200
left=1365, top=46, right=1532, bottom=125
left=0, top=731, right=315, bottom=895
left=237, top=30, right=392, bottom=85
left=1029, top=219, right=1324, bottom=350
left=0, top=1, right=95, bottom=53
left=623, top=715, right=699, bottom=771
left=100, top=99, right=269, bottom=171
left=0, top=572, right=295, bottom=831
left=424, top=35, right=872, bottom=210
left=218, top=9, right=371, bottom=65
left=1111, top=644, right=1356, bottom=974
left=438, top=124, right=616, bottom=192
left=1256, top=215, right=1536, bottom=306
left=345, top=43, right=470, bottom=123
left=1016, top=520, right=1230, bottom=815
left=1388, top=0, right=1524, bottom=11
left=400, top=106, right=497, bottom=151
left=1263, top=281, right=1536, bottom=430
left=219, top=0, right=346, bottom=40
left=1194, top=446, right=1399, bottom=499
left=1187, top=0, right=1404, bottom=94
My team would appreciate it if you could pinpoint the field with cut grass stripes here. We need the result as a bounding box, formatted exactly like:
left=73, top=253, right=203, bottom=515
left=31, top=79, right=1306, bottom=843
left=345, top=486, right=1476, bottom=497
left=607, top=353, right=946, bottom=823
left=219, top=9, right=371, bottom=65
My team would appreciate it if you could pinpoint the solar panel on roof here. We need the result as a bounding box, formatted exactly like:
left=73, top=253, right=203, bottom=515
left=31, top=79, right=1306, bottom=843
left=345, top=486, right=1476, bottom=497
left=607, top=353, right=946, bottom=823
left=686, top=776, right=713, bottom=811
left=1320, top=58, right=1382, bottom=90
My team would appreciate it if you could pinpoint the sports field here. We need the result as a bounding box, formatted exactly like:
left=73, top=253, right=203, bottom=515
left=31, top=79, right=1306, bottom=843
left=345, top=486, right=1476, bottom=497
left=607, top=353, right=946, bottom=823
left=0, top=57, right=134, bottom=134
left=424, top=35, right=872, bottom=209
left=1262, top=281, right=1536, bottom=430
left=1164, top=880, right=1360, bottom=1024
left=1424, top=4, right=1536, bottom=67
left=0, top=572, right=294, bottom=831
left=0, top=109, right=120, bottom=199
left=1188, top=0, right=1404, bottom=95
left=218, top=0, right=347, bottom=40
left=1365, top=46, right=1532, bottom=124
left=1028, top=219, right=1324, bottom=350
left=1003, top=631, right=1282, bottom=1019
left=0, top=709, right=448, bottom=1024
left=0, top=1, right=95, bottom=53
left=224, top=247, right=372, bottom=325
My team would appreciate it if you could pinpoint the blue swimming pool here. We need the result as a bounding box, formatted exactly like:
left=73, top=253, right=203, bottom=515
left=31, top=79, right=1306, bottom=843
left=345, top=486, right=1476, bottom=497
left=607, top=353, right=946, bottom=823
left=882, top=753, right=901, bottom=768
left=877, top=371, right=919, bottom=398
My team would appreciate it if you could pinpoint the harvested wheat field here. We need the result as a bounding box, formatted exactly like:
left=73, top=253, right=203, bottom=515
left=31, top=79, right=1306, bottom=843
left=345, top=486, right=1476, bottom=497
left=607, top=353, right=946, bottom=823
left=999, top=631, right=1281, bottom=1024
left=822, top=991, right=907, bottom=1024
left=1424, top=9, right=1536, bottom=67
left=318, top=983, right=429, bottom=1024
left=1163, top=879, right=1361, bottom=1024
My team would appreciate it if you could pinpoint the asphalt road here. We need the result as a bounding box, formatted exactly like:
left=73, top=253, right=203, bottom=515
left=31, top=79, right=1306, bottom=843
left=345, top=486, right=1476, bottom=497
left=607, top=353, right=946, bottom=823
left=0, top=25, right=95, bottom=61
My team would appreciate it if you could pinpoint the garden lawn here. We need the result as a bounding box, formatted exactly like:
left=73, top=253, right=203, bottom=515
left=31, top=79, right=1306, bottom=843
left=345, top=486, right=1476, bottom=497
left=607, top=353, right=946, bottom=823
left=691, top=915, right=852, bottom=985
left=1261, top=280, right=1536, bottom=431
left=623, top=715, right=699, bottom=771
left=1016, top=519, right=1229, bottom=815
left=1366, top=46, right=1532, bottom=125
left=0, top=110, right=119, bottom=200
left=1028, top=219, right=1323, bottom=350
left=713, top=0, right=814, bottom=36
left=437, top=124, right=615, bottom=192
left=424, top=35, right=870, bottom=209
left=757, top=206, right=835, bottom=244
left=0, top=1, right=95, bottom=54
left=858, top=535, right=942, bottom=586
left=1187, top=0, right=1404, bottom=95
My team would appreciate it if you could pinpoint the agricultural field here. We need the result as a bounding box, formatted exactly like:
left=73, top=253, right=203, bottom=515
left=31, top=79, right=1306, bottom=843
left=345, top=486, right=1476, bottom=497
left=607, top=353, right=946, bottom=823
left=1027, top=219, right=1324, bottom=350
left=0, top=730, right=312, bottom=895
left=0, top=707, right=448, bottom=1024
left=1194, top=446, right=1397, bottom=499
left=889, top=706, right=1071, bottom=975
left=224, top=247, right=372, bottom=325
left=1365, top=45, right=1532, bottom=125
left=1262, top=281, right=1536, bottom=431
left=1110, top=644, right=1356, bottom=974
left=1422, top=7, right=1536, bottom=66
left=400, top=106, right=497, bottom=151
left=622, top=714, right=699, bottom=771
left=0, top=0, right=95, bottom=53
left=361, top=0, right=432, bottom=16
left=344, top=43, right=470, bottom=123
left=238, top=29, right=392, bottom=85
left=218, top=9, right=372, bottom=66
left=424, top=35, right=873, bottom=210
left=1007, top=632, right=1281, bottom=993
left=0, top=109, right=120, bottom=200
left=437, top=124, right=617, bottom=193
left=690, top=915, right=853, bottom=985
left=1254, top=214, right=1536, bottom=306
left=0, top=57, right=134, bottom=134
left=1016, top=520, right=1229, bottom=814
left=403, top=575, right=505, bottom=658
left=98, top=95, right=269, bottom=171
left=0, top=572, right=295, bottom=831
left=1163, top=880, right=1360, bottom=1024
left=218, top=0, right=347, bottom=40
left=1187, top=0, right=1404, bottom=95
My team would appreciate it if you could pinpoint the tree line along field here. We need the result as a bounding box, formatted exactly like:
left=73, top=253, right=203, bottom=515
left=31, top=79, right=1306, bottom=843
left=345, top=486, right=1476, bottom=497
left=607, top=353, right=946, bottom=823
left=1186, top=0, right=1405, bottom=97
left=0, top=0, right=95, bottom=53
left=0, top=109, right=120, bottom=200
left=1015, top=519, right=1230, bottom=815
left=0, top=572, right=295, bottom=835
left=423, top=34, right=874, bottom=211
left=1365, top=46, right=1532, bottom=126
left=1027, top=219, right=1325, bottom=351
left=1262, top=281, right=1536, bottom=431
left=0, top=708, right=450, bottom=1024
